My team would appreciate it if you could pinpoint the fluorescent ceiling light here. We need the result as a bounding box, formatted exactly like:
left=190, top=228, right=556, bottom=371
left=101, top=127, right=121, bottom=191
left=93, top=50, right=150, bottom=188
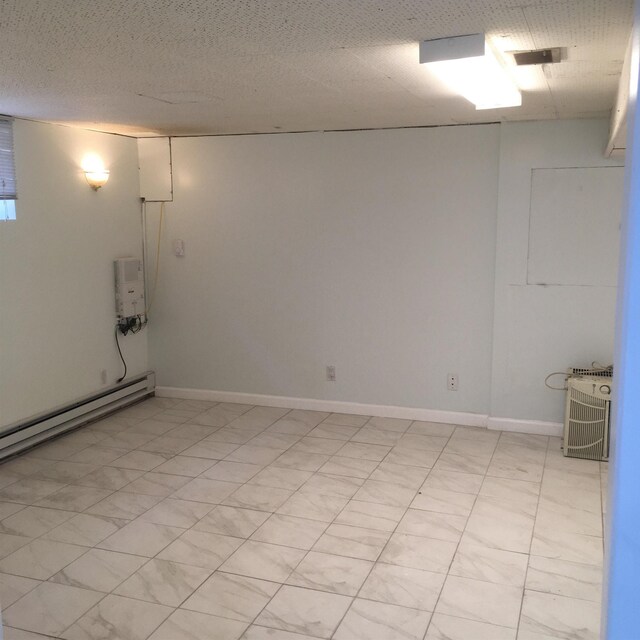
left=419, top=33, right=522, bottom=110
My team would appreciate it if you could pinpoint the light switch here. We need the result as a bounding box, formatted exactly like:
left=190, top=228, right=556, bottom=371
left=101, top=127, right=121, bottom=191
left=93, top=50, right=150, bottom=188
left=173, top=239, right=185, bottom=256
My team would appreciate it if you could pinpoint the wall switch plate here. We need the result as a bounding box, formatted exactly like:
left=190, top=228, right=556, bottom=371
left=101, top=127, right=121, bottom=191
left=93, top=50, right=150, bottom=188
left=447, top=373, right=458, bottom=391
left=173, top=239, right=185, bottom=256
left=326, top=365, right=336, bottom=382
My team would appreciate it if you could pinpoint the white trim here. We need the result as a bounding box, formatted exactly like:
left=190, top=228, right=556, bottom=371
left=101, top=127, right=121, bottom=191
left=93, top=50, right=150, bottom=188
left=487, top=416, right=563, bottom=437
left=156, top=386, right=487, bottom=426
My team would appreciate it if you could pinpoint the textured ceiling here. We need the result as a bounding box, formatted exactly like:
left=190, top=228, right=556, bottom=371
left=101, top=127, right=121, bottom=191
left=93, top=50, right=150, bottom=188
left=0, top=0, right=633, bottom=136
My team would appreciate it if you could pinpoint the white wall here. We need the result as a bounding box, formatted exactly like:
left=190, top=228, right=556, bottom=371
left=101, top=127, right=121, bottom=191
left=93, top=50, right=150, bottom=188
left=0, top=119, right=147, bottom=429
left=148, top=125, right=500, bottom=415
left=491, top=119, right=624, bottom=424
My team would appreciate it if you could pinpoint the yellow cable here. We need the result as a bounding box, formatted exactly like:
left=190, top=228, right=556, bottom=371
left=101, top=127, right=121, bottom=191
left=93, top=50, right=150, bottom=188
left=145, top=201, right=164, bottom=317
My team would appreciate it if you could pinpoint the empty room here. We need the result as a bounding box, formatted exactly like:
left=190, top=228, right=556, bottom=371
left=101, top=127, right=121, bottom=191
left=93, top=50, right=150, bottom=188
left=0, top=1, right=638, bottom=639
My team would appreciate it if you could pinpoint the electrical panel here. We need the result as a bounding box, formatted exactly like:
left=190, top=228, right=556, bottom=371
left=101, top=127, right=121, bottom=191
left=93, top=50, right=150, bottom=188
left=114, top=257, right=145, bottom=319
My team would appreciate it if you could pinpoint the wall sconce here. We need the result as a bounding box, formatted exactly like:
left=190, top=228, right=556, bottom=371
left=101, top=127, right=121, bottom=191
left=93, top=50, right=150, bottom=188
left=81, top=154, right=110, bottom=190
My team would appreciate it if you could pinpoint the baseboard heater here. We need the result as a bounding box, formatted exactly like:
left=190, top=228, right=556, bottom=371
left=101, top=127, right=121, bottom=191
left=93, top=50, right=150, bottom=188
left=0, top=371, right=155, bottom=460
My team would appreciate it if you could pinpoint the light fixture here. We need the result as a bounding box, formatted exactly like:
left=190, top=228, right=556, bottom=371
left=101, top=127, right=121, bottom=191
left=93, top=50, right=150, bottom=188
left=419, top=33, right=521, bottom=110
left=81, top=154, right=110, bottom=190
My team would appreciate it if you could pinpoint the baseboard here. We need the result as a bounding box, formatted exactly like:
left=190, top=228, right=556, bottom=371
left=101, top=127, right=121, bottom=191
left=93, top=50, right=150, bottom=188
left=155, top=386, right=489, bottom=427
left=487, top=416, right=563, bottom=437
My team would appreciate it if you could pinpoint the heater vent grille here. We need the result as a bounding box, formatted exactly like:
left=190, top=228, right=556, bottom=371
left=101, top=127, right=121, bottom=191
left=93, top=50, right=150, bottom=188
left=513, top=48, right=563, bottom=66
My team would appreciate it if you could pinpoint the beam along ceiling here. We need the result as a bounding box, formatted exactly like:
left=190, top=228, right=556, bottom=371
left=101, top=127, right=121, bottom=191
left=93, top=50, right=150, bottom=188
left=0, top=0, right=633, bottom=136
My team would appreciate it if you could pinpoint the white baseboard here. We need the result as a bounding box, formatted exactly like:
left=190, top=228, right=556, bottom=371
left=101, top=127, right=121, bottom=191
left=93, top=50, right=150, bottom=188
left=487, top=416, right=563, bottom=437
left=156, top=386, right=487, bottom=426
left=155, top=386, right=562, bottom=436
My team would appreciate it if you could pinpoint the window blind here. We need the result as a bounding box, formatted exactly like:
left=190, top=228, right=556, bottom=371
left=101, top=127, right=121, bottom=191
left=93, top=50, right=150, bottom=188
left=0, top=118, right=17, bottom=200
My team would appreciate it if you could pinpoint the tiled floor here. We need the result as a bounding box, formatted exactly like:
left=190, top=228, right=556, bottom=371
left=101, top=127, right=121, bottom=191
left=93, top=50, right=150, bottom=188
left=0, top=398, right=606, bottom=639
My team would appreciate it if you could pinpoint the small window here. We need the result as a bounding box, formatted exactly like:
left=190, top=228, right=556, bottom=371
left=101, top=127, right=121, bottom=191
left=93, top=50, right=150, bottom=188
left=0, top=117, right=17, bottom=221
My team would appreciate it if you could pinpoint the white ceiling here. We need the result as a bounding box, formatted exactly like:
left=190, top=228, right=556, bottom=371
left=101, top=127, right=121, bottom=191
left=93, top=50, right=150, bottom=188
left=0, top=0, right=633, bottom=136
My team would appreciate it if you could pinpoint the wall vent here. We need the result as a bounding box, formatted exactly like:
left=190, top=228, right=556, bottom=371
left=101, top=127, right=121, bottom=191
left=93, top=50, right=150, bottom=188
left=513, top=48, right=563, bottom=66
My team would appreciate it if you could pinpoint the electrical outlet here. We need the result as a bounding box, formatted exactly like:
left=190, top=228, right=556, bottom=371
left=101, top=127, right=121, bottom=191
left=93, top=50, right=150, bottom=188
left=447, top=373, right=458, bottom=391
left=326, top=365, right=336, bottom=382
left=101, top=369, right=108, bottom=385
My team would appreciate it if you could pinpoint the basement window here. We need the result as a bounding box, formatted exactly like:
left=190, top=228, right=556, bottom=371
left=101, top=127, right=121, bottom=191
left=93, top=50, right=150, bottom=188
left=0, top=117, right=17, bottom=221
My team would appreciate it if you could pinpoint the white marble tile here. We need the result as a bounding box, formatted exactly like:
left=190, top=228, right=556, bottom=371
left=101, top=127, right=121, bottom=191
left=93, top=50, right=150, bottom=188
left=115, top=558, right=211, bottom=606
left=336, top=442, right=391, bottom=462
left=153, top=455, right=217, bottom=477
left=425, top=613, right=516, bottom=640
left=432, top=452, right=490, bottom=475
left=277, top=492, right=347, bottom=522
left=51, top=548, right=147, bottom=591
left=34, top=485, right=111, bottom=511
left=123, top=471, right=191, bottom=497
left=410, top=487, right=476, bottom=516
left=111, top=450, right=172, bottom=471
left=148, top=609, right=248, bottom=640
left=369, top=463, right=429, bottom=489
left=0, top=538, right=87, bottom=579
left=66, top=445, right=129, bottom=466
left=202, top=460, right=264, bottom=483
left=462, top=496, right=535, bottom=553
left=322, top=413, right=370, bottom=428
left=435, top=575, right=522, bottom=628
left=195, top=505, right=270, bottom=538
left=0, top=501, right=26, bottom=519
left=449, top=543, right=528, bottom=586
left=380, top=533, right=457, bottom=573
left=526, top=555, right=602, bottom=602
left=85, top=490, right=163, bottom=519
left=519, top=590, right=600, bottom=640
left=420, top=472, right=483, bottom=498
left=227, top=407, right=290, bottom=429
left=0, top=458, right=57, bottom=477
left=133, top=418, right=181, bottom=436
left=3, top=581, right=103, bottom=636
left=61, top=594, right=172, bottom=640
left=140, top=498, right=213, bottom=528
left=224, top=484, right=294, bottom=512
left=298, top=473, right=364, bottom=498
left=384, top=448, right=439, bottom=468
left=0, top=572, right=41, bottom=607
left=0, top=506, right=75, bottom=538
left=352, top=480, right=416, bottom=508
left=165, top=424, right=219, bottom=441
left=486, top=453, right=544, bottom=483
left=367, top=417, right=413, bottom=433
left=451, top=426, right=501, bottom=443
left=181, top=440, right=241, bottom=460
left=0, top=478, right=66, bottom=505
left=499, top=432, right=548, bottom=450
left=251, top=514, right=328, bottom=549
left=4, top=625, right=58, bottom=639
left=192, top=403, right=253, bottom=428
left=408, top=421, right=455, bottom=437
left=249, top=467, right=313, bottom=491
left=313, top=524, right=389, bottom=561
left=139, top=435, right=198, bottom=455
left=32, top=461, right=97, bottom=483
left=287, top=551, right=372, bottom=595
left=158, top=529, right=243, bottom=570
left=359, top=563, right=445, bottom=610
left=98, top=519, right=184, bottom=556
left=334, top=599, right=430, bottom=640
left=442, top=438, right=497, bottom=458
left=226, top=445, right=284, bottom=466
left=307, top=424, right=359, bottom=441
left=396, top=434, right=449, bottom=452
left=396, top=509, right=466, bottom=542
left=220, top=540, right=306, bottom=582
left=0, top=533, right=35, bottom=560
left=206, top=428, right=263, bottom=445
left=241, top=626, right=318, bottom=640
left=334, top=500, right=405, bottom=532
left=480, top=476, right=540, bottom=503
left=99, top=431, right=155, bottom=450
left=350, top=427, right=403, bottom=447
left=183, top=571, right=279, bottom=621
left=267, top=410, right=329, bottom=434
left=256, top=585, right=352, bottom=638
left=318, top=457, right=378, bottom=479
left=171, top=478, right=242, bottom=504
left=272, top=451, right=330, bottom=472
left=535, top=500, right=603, bottom=537
left=530, top=524, right=603, bottom=566
left=289, top=437, right=344, bottom=455
left=75, top=466, right=145, bottom=490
